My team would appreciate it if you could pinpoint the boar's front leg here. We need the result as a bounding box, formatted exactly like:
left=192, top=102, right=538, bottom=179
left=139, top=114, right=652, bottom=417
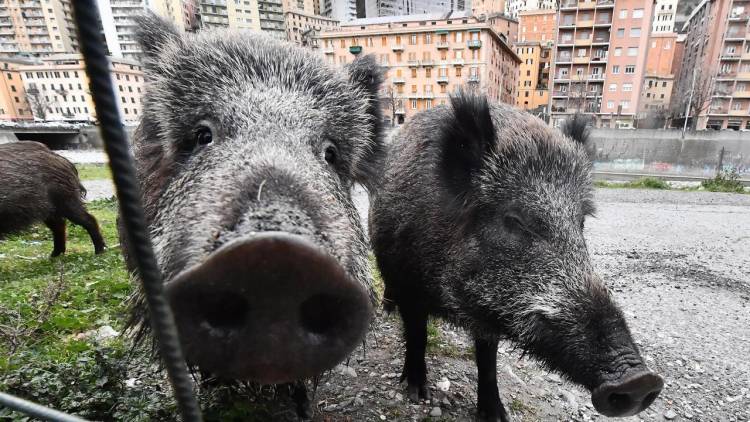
left=399, top=305, right=431, bottom=402
left=290, top=381, right=312, bottom=420
left=474, top=336, right=510, bottom=422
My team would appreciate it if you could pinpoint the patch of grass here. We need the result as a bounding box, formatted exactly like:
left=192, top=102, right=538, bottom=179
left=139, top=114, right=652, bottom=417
left=425, top=319, right=472, bottom=360
left=75, top=163, right=111, bottom=181
left=369, top=253, right=384, bottom=302
left=701, top=169, right=746, bottom=193
left=595, top=177, right=669, bottom=190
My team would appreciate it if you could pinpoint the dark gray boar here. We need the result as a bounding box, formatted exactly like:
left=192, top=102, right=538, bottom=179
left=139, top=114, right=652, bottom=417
left=121, top=13, right=381, bottom=411
left=370, top=94, right=663, bottom=421
left=0, top=141, right=105, bottom=257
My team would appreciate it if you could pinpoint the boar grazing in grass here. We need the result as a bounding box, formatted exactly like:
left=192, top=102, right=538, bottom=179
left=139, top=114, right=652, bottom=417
left=121, top=13, right=382, bottom=415
left=0, top=141, right=105, bottom=257
left=370, top=94, right=663, bottom=421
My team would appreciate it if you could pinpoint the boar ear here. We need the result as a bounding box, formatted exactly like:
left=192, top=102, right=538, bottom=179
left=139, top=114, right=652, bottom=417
left=560, top=113, right=591, bottom=146
left=439, top=91, right=496, bottom=196
left=134, top=12, right=182, bottom=60
left=346, top=54, right=386, bottom=190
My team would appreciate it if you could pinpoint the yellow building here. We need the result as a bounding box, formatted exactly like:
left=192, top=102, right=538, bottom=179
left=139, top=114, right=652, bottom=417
left=0, top=0, right=79, bottom=57
left=516, top=41, right=551, bottom=112
left=18, top=54, right=144, bottom=123
left=320, top=12, right=520, bottom=126
left=285, top=10, right=339, bottom=49
left=0, top=58, right=34, bottom=121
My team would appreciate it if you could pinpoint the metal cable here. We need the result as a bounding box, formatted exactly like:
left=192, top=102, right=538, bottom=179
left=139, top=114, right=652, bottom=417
left=0, top=392, right=88, bottom=422
left=70, top=2, right=203, bottom=421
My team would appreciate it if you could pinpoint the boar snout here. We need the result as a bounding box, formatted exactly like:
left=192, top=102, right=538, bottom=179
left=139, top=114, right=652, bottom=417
left=592, top=371, right=663, bottom=417
left=165, top=232, right=373, bottom=384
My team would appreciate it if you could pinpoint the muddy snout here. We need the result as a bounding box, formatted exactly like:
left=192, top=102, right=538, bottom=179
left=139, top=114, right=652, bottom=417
left=166, top=232, right=373, bottom=384
left=592, top=371, right=664, bottom=417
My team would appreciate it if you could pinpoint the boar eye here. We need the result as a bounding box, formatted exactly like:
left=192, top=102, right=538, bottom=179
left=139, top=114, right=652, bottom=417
left=323, top=142, right=338, bottom=165
left=195, top=125, right=213, bottom=146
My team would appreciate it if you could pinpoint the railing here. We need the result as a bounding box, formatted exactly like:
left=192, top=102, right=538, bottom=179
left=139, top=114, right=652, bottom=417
left=453, top=58, right=465, bottom=66
left=392, top=78, right=405, bottom=84
left=437, top=76, right=449, bottom=83
left=407, top=59, right=419, bottom=67
left=392, top=44, right=404, bottom=51
left=468, top=75, right=480, bottom=83
left=467, top=40, right=482, bottom=48
left=437, top=42, right=450, bottom=49
left=421, top=59, right=434, bottom=66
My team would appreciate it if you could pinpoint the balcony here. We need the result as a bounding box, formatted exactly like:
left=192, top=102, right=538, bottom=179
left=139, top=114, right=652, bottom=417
left=349, top=45, right=362, bottom=54
left=738, top=72, right=750, bottom=79
left=556, top=56, right=572, bottom=63
left=560, top=20, right=576, bottom=28
left=591, top=55, right=608, bottom=62
left=573, top=56, right=590, bottom=63
left=555, top=74, right=571, bottom=81
left=407, top=59, right=419, bottom=67
left=721, top=53, right=741, bottom=60
left=729, top=13, right=750, bottom=21
left=579, top=1, right=597, bottom=9
left=596, top=0, right=614, bottom=7
left=453, top=58, right=465, bottom=66
left=558, top=38, right=574, bottom=46
left=392, top=44, right=404, bottom=51
left=734, top=91, right=750, bottom=98
left=392, top=78, right=405, bottom=84
left=467, top=40, right=482, bottom=49
left=594, top=19, right=612, bottom=26
left=323, top=47, right=334, bottom=54
left=575, top=37, right=592, bottom=45
left=437, top=42, right=450, bottom=49
left=592, top=37, right=609, bottom=44
left=578, top=19, right=594, bottom=26
left=553, top=90, right=568, bottom=97
left=395, top=108, right=405, bottom=115
left=421, top=59, right=435, bottom=66
left=725, top=31, right=746, bottom=41
left=717, top=72, right=738, bottom=79
left=560, top=0, right=577, bottom=9
left=468, top=75, right=480, bottom=83
left=437, top=76, right=449, bottom=84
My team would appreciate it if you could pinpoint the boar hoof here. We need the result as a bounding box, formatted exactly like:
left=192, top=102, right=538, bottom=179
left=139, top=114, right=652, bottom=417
left=94, top=246, right=106, bottom=255
left=407, top=383, right=431, bottom=403
left=50, top=250, right=64, bottom=258
left=291, top=383, right=312, bottom=421
left=477, top=400, right=510, bottom=422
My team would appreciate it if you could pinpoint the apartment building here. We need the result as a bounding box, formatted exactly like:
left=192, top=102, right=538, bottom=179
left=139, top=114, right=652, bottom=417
left=285, top=9, right=339, bottom=48
left=258, top=0, right=286, bottom=37
left=18, top=54, right=144, bottom=123
left=322, top=0, right=357, bottom=21
left=472, top=0, right=505, bottom=18
left=551, top=0, right=654, bottom=128
left=150, top=0, right=198, bottom=31
left=0, top=0, right=78, bottom=57
left=518, top=9, right=556, bottom=42
left=481, top=12, right=518, bottom=44
left=0, top=57, right=34, bottom=121
left=367, top=0, right=469, bottom=17
left=674, top=0, right=749, bottom=130
left=652, top=0, right=677, bottom=33
left=516, top=41, right=551, bottom=111
left=319, top=12, right=521, bottom=125
left=505, top=0, right=556, bottom=18
left=638, top=32, right=676, bottom=117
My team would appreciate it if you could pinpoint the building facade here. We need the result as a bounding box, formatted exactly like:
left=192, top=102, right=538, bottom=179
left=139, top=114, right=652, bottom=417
left=638, top=32, right=676, bottom=119
left=472, top=0, right=505, bottom=18
left=516, top=41, right=551, bottom=111
left=673, top=0, right=750, bottom=130
left=551, top=0, right=657, bottom=128
left=481, top=12, right=518, bottom=43
left=319, top=12, right=520, bottom=125
left=0, top=57, right=33, bottom=121
left=505, top=0, right=556, bottom=18
left=367, top=0, right=469, bottom=18
left=0, top=0, right=79, bottom=58
left=518, top=9, right=556, bottom=42
left=323, top=0, right=357, bottom=21
left=18, top=54, right=144, bottom=123
left=652, top=0, right=677, bottom=33
left=285, top=9, right=339, bottom=48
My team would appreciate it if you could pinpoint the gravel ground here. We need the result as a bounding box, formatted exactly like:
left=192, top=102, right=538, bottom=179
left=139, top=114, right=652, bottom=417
left=299, top=187, right=749, bottom=422
left=83, top=181, right=750, bottom=421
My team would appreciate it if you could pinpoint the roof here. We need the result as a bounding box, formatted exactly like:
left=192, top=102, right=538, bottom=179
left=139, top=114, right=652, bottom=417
left=340, top=10, right=472, bottom=27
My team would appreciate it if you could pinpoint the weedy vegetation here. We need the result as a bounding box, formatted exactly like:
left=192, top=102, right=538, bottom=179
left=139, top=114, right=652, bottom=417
left=75, top=163, right=112, bottom=181
left=700, top=169, right=746, bottom=193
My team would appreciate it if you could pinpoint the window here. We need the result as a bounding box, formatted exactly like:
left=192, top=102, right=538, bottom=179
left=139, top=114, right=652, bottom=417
left=619, top=9, right=628, bottom=18
left=425, top=68, right=432, bottom=77
left=627, top=47, right=638, bottom=56
left=662, top=81, right=667, bottom=87
left=632, top=9, right=644, bottom=18
left=607, top=100, right=614, bottom=109
left=625, top=65, right=635, bottom=74
left=612, top=65, right=620, bottom=74
left=381, top=36, right=387, bottom=46
left=617, top=28, right=625, bottom=38
left=614, top=48, right=622, bottom=56
left=410, top=34, right=417, bottom=45
left=411, top=99, right=417, bottom=109
left=631, top=28, right=641, bottom=37
left=456, top=67, right=462, bottom=77
left=609, top=83, right=617, bottom=91
left=411, top=68, right=417, bottom=77
left=623, top=83, right=633, bottom=91
left=621, top=100, right=630, bottom=109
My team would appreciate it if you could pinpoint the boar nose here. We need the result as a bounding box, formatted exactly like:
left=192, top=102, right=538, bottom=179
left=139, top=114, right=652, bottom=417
left=591, top=371, right=664, bottom=417
left=165, top=232, right=373, bottom=384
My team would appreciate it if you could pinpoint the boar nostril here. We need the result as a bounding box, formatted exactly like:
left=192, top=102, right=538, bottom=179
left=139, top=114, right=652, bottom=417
left=299, top=293, right=349, bottom=336
left=200, top=291, right=249, bottom=329
left=607, top=392, right=633, bottom=413
left=641, top=391, right=659, bottom=410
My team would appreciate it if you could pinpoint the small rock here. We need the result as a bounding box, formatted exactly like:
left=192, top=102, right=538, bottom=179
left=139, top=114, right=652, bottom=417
left=386, top=390, right=396, bottom=399
left=354, top=397, right=364, bottom=406
left=437, top=377, right=451, bottom=392
left=379, top=415, right=386, bottom=420
left=124, top=378, right=138, bottom=388
left=429, top=407, right=442, bottom=417
left=664, top=409, right=677, bottom=420
left=395, top=393, right=403, bottom=401
left=338, top=365, right=357, bottom=378
left=546, top=373, right=563, bottom=384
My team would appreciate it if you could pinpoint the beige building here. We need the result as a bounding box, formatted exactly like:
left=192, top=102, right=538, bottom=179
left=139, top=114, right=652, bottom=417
left=320, top=12, right=521, bottom=126
left=516, top=41, right=551, bottom=111
left=518, top=9, right=557, bottom=42
left=18, top=54, right=144, bottom=123
left=0, top=57, right=34, bottom=121
left=472, top=0, right=506, bottom=19
left=285, top=10, right=339, bottom=48
left=0, top=0, right=79, bottom=57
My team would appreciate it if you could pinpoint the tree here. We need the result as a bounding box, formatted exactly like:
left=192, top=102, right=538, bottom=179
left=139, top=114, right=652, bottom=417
left=380, top=86, right=399, bottom=127
left=671, top=66, right=715, bottom=131
left=25, top=85, right=55, bottom=121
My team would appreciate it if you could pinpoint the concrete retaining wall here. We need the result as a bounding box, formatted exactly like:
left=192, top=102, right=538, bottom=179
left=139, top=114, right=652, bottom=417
left=589, top=129, right=750, bottom=178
